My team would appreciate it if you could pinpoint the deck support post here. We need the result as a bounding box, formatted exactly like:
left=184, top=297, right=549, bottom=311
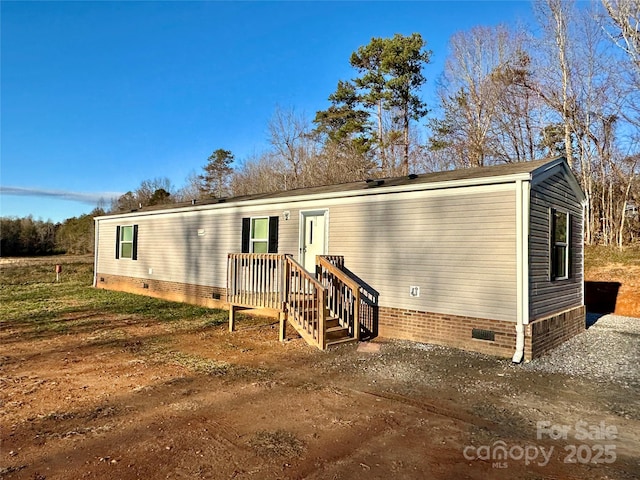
left=229, top=305, right=236, bottom=332
left=279, top=311, right=287, bottom=342
left=353, top=293, right=361, bottom=342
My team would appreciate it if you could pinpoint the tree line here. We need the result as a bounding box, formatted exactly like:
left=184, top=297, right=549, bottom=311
left=3, top=0, right=638, bottom=256
left=111, top=0, right=639, bottom=247
left=0, top=209, right=104, bottom=256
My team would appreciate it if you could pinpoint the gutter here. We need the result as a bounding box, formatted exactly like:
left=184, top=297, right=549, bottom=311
left=94, top=172, right=533, bottom=222
left=513, top=178, right=530, bottom=363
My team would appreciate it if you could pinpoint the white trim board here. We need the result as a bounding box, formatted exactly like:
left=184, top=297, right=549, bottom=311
left=97, top=182, right=518, bottom=223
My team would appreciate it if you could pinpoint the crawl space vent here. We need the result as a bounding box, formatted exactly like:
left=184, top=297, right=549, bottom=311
left=472, top=328, right=495, bottom=341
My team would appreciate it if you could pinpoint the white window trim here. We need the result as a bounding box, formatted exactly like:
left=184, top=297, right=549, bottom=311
left=552, top=209, right=569, bottom=281
left=249, top=216, right=269, bottom=253
left=119, top=224, right=135, bottom=260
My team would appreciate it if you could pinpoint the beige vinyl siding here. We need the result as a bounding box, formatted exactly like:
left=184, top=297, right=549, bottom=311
left=97, top=207, right=300, bottom=288
left=529, top=171, right=583, bottom=320
left=96, top=185, right=517, bottom=321
left=327, top=188, right=517, bottom=321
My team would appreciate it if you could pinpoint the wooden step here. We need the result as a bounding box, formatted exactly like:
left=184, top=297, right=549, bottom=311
left=326, top=325, right=350, bottom=341
left=326, top=337, right=357, bottom=348
left=326, top=325, right=348, bottom=334
left=325, top=317, right=340, bottom=329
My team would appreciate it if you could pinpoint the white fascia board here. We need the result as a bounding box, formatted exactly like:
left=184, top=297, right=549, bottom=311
left=530, top=158, right=586, bottom=204
left=95, top=172, right=531, bottom=222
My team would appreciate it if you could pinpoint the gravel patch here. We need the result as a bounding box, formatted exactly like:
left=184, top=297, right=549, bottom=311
left=327, top=339, right=511, bottom=393
left=522, top=313, right=640, bottom=387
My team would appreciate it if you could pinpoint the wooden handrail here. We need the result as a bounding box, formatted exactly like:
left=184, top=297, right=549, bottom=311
left=286, top=255, right=325, bottom=291
left=285, top=255, right=327, bottom=349
left=227, top=253, right=361, bottom=350
left=317, top=255, right=361, bottom=341
left=317, top=256, right=360, bottom=293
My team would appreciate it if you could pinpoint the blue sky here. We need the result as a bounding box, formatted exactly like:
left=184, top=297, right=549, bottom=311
left=1, top=1, right=535, bottom=222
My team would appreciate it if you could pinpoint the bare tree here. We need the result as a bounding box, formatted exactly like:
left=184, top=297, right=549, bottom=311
left=430, top=25, right=535, bottom=167
left=135, top=177, right=174, bottom=206
left=541, top=0, right=576, bottom=169
left=268, top=106, right=319, bottom=189
left=230, top=153, right=288, bottom=197
left=529, top=0, right=640, bottom=246
left=602, top=0, right=640, bottom=70
left=111, top=177, right=174, bottom=212
left=174, top=171, right=202, bottom=202
left=601, top=0, right=640, bottom=246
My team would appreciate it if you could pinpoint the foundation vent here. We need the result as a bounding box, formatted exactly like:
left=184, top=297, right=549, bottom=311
left=472, top=328, right=495, bottom=341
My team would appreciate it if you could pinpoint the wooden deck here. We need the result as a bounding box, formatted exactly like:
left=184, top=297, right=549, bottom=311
left=227, top=253, right=362, bottom=350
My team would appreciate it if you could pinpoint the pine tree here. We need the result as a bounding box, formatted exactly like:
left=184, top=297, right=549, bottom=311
left=199, top=149, right=234, bottom=198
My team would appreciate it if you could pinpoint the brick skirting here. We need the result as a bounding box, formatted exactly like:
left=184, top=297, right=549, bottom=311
left=96, top=273, right=585, bottom=360
left=378, top=307, right=519, bottom=357
left=95, top=273, right=228, bottom=310
left=525, top=305, right=586, bottom=360
left=378, top=305, right=586, bottom=360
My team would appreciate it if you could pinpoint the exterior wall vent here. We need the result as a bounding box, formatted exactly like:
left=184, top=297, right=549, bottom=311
left=365, top=179, right=385, bottom=188
left=472, top=328, right=495, bottom=341
left=142, top=282, right=149, bottom=289
left=212, top=292, right=221, bottom=300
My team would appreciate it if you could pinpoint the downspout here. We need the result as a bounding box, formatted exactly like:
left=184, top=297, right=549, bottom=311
left=513, top=179, right=530, bottom=363
left=93, top=218, right=99, bottom=287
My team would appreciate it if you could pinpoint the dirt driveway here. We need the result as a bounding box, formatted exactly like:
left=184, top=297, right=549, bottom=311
left=1, top=304, right=638, bottom=480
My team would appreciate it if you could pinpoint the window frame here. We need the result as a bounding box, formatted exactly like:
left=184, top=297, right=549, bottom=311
left=241, top=216, right=279, bottom=254
left=116, top=224, right=138, bottom=260
left=550, top=208, right=570, bottom=281
left=249, top=216, right=269, bottom=254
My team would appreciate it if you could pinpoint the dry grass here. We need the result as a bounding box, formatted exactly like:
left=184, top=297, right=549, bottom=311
left=584, top=244, right=640, bottom=271
left=248, top=430, right=306, bottom=458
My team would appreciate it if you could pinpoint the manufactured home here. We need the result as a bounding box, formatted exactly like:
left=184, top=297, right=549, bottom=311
left=94, top=156, right=586, bottom=361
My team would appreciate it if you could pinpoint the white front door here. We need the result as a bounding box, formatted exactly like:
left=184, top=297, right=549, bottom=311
left=301, top=211, right=327, bottom=272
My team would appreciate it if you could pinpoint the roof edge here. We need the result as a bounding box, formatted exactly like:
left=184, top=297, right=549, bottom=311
left=530, top=156, right=587, bottom=204
left=96, top=157, right=563, bottom=221
left=95, top=171, right=532, bottom=221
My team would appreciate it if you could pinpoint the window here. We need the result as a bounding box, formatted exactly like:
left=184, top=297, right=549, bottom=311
left=241, top=216, right=279, bottom=253
left=251, top=218, right=269, bottom=253
left=116, top=225, right=138, bottom=260
left=550, top=209, right=569, bottom=280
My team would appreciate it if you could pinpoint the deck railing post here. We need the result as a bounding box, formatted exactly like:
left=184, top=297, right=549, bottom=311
left=319, top=289, right=327, bottom=350
left=229, top=305, right=236, bottom=332
left=317, top=255, right=362, bottom=344
left=353, top=289, right=361, bottom=341
left=282, top=255, right=290, bottom=312
left=227, top=253, right=328, bottom=351
left=279, top=310, right=287, bottom=342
